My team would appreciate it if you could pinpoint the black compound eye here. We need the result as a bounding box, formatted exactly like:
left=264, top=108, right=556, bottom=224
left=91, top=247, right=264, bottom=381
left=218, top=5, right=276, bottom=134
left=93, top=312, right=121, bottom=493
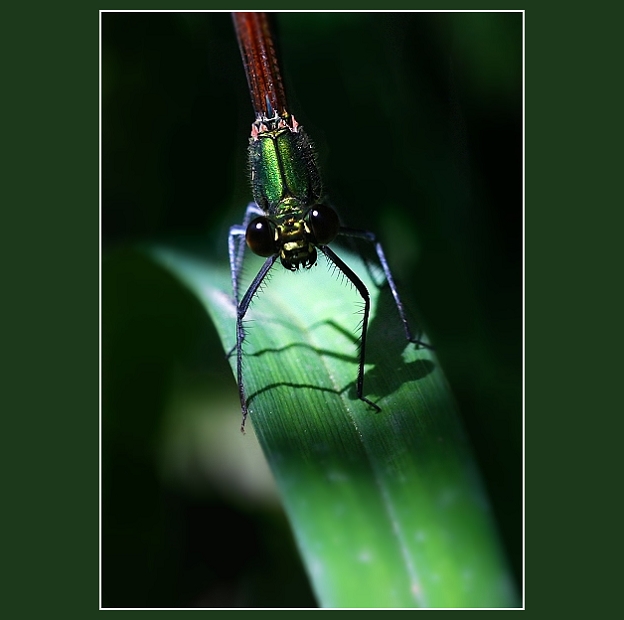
left=246, top=217, right=276, bottom=257
left=306, top=204, right=340, bottom=245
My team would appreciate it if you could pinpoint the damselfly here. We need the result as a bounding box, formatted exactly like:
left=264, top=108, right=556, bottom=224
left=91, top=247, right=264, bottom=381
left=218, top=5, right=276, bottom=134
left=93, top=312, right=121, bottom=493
left=230, top=12, right=428, bottom=431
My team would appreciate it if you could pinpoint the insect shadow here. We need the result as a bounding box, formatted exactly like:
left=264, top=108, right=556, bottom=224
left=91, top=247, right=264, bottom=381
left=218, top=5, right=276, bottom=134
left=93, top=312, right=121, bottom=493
left=243, top=273, right=435, bottom=410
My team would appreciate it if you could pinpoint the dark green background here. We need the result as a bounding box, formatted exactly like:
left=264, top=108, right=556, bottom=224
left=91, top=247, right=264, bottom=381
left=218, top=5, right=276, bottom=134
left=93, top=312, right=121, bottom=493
left=102, top=11, right=522, bottom=608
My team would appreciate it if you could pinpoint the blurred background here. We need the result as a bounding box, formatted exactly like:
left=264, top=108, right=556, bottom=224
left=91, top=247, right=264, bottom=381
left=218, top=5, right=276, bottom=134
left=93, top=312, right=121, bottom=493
left=102, top=11, right=522, bottom=608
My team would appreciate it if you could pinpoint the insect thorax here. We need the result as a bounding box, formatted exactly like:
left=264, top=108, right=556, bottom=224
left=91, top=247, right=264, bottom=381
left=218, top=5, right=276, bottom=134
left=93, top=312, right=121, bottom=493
left=248, top=114, right=322, bottom=215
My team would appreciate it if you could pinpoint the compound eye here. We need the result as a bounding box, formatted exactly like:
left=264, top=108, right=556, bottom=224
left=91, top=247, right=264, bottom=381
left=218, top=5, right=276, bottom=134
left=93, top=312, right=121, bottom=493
left=246, top=217, right=276, bottom=257
left=306, top=204, right=340, bottom=245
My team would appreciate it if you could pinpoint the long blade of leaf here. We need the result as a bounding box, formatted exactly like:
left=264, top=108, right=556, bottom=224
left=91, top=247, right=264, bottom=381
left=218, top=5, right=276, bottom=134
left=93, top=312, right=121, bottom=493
left=148, top=244, right=518, bottom=608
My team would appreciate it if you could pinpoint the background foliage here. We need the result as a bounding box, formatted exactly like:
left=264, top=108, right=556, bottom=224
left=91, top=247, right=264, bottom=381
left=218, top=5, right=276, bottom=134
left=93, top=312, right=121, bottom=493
left=102, top=11, right=522, bottom=608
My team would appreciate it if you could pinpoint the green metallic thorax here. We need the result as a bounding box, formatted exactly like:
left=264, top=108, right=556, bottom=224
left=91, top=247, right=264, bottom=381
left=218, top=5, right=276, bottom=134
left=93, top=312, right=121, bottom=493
left=248, top=117, right=322, bottom=216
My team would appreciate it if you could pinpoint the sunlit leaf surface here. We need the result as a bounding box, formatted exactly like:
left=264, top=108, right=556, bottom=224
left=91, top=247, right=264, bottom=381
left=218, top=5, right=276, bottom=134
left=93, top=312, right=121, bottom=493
left=148, top=244, right=517, bottom=608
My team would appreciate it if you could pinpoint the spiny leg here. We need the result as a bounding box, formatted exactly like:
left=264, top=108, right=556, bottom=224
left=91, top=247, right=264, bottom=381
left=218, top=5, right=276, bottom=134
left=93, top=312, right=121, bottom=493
left=338, top=226, right=431, bottom=348
left=228, top=202, right=265, bottom=305
left=319, top=246, right=381, bottom=412
left=236, top=254, right=278, bottom=432
left=228, top=202, right=266, bottom=360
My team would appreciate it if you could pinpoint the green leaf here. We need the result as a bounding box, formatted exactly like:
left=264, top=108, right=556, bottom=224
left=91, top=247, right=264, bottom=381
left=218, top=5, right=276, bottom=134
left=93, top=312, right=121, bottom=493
left=148, top=244, right=518, bottom=608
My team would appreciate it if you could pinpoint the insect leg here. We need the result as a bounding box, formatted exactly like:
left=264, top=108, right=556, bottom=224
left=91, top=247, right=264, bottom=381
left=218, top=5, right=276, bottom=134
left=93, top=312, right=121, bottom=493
left=236, top=254, right=278, bottom=432
left=227, top=202, right=266, bottom=359
left=319, top=246, right=381, bottom=412
left=228, top=202, right=265, bottom=304
left=337, top=227, right=431, bottom=348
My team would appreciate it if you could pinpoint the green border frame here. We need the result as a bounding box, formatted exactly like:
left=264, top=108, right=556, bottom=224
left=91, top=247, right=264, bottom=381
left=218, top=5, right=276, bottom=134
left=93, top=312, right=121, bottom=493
left=10, top=2, right=583, bottom=615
